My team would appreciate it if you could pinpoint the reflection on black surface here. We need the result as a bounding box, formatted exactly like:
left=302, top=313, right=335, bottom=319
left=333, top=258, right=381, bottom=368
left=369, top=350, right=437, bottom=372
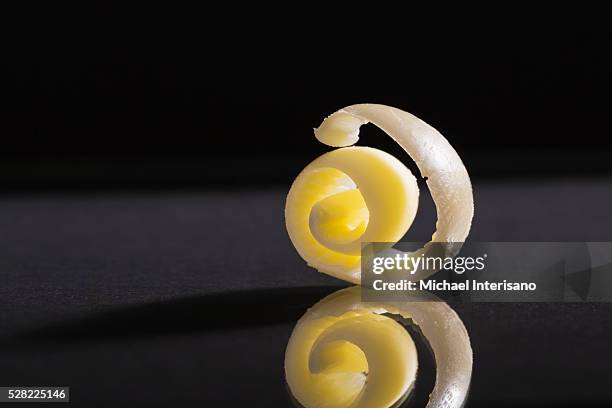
left=288, top=319, right=439, bottom=408
left=284, top=287, right=445, bottom=408
left=1, top=284, right=611, bottom=405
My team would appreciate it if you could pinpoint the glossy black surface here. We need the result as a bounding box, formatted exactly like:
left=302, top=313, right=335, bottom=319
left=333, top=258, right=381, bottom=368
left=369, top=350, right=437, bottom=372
left=0, top=180, right=611, bottom=406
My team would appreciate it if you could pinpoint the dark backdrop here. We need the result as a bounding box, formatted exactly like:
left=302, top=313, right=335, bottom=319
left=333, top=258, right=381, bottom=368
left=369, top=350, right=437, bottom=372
left=1, top=21, right=611, bottom=190
left=2, top=13, right=612, bottom=408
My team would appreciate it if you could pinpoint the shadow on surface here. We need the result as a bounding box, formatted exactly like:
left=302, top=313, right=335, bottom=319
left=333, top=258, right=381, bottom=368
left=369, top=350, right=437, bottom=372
left=11, top=286, right=344, bottom=344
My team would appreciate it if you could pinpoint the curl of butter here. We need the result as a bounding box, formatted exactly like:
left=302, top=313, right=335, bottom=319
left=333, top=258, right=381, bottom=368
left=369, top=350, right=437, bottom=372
left=285, top=287, right=473, bottom=408
left=285, top=104, right=474, bottom=283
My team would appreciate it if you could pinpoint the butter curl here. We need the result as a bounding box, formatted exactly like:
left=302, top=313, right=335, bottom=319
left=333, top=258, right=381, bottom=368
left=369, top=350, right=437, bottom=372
left=286, top=104, right=473, bottom=283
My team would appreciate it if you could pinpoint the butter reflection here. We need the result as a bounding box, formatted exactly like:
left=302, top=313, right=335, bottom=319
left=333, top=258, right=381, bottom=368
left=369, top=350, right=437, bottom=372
left=285, top=287, right=472, bottom=408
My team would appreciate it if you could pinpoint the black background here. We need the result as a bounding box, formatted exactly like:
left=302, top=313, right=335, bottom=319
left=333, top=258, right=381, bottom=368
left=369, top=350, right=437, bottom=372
left=1, top=16, right=611, bottom=190
left=1, top=11, right=612, bottom=408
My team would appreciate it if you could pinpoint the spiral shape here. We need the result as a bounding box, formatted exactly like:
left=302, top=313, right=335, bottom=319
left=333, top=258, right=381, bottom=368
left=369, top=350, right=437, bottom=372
left=285, top=104, right=474, bottom=283
left=285, top=287, right=473, bottom=408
